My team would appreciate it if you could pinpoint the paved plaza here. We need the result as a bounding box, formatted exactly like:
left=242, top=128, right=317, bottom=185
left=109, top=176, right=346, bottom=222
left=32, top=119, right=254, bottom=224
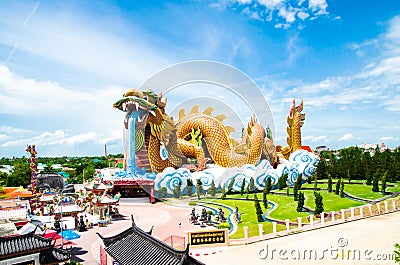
left=69, top=199, right=400, bottom=265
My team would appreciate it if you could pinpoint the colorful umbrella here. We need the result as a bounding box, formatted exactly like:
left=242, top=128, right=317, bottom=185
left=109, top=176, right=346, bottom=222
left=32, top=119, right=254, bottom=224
left=59, top=229, right=80, bottom=240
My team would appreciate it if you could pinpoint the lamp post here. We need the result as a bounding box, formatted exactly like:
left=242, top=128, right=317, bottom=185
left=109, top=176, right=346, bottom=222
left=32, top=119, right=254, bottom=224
left=59, top=187, right=68, bottom=249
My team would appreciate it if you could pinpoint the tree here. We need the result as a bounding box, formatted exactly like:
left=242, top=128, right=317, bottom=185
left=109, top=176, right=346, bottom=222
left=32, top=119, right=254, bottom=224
left=315, top=158, right=328, bottom=180
left=0, top=171, right=8, bottom=186
left=240, top=179, right=246, bottom=196
left=278, top=173, right=288, bottom=190
left=173, top=182, right=181, bottom=198
left=7, top=162, right=31, bottom=187
left=313, top=172, right=318, bottom=191
left=327, top=174, right=333, bottom=192
left=248, top=177, right=255, bottom=193
left=347, top=169, right=352, bottom=184
left=293, top=175, right=302, bottom=201
left=227, top=178, right=235, bottom=195
left=335, top=178, right=341, bottom=195
left=314, top=192, right=324, bottom=215
left=254, top=194, right=264, bottom=222
left=221, top=186, right=226, bottom=199
left=372, top=172, right=380, bottom=192
left=340, top=179, right=345, bottom=198
left=265, top=177, right=272, bottom=194
left=307, top=176, right=313, bottom=184
left=157, top=187, right=167, bottom=199
left=196, top=179, right=203, bottom=199
left=296, top=191, right=305, bottom=212
left=365, top=170, right=372, bottom=185
left=381, top=171, right=387, bottom=194
left=209, top=180, right=216, bottom=197
left=262, top=186, right=268, bottom=209
left=394, top=243, right=400, bottom=264
left=186, top=179, right=194, bottom=196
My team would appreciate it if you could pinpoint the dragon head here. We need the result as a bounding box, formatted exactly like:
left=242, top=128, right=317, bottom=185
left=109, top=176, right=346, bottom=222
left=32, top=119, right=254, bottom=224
left=113, top=88, right=167, bottom=130
left=288, top=99, right=305, bottom=127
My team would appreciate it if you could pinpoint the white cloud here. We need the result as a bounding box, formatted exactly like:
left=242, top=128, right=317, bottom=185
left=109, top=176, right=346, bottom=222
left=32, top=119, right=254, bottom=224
left=213, top=0, right=331, bottom=28
left=339, top=133, right=354, bottom=141
left=297, top=11, right=310, bottom=20
left=0, top=3, right=170, bottom=84
left=258, top=0, right=285, bottom=9
left=308, top=0, right=328, bottom=13
left=380, top=136, right=395, bottom=141
left=303, top=135, right=328, bottom=142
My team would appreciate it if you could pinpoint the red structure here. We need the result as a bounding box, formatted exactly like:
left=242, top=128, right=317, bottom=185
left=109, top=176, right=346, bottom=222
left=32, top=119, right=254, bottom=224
left=26, top=144, right=38, bottom=212
left=110, top=179, right=155, bottom=203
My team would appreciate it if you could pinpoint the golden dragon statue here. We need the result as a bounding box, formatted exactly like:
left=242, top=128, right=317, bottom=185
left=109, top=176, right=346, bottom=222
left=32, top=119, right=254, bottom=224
left=276, top=99, right=305, bottom=160
left=113, top=88, right=276, bottom=173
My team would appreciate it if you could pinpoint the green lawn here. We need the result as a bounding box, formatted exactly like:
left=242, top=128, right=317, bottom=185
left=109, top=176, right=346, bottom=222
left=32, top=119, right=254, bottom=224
left=266, top=193, right=310, bottom=222
left=387, top=182, right=400, bottom=193
left=344, top=184, right=387, bottom=200
left=303, top=190, right=365, bottom=212
left=196, top=181, right=397, bottom=239
left=200, top=195, right=286, bottom=239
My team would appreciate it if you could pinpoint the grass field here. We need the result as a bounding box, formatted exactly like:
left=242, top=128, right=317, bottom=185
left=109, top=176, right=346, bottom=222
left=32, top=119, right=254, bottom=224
left=195, top=181, right=399, bottom=239
left=200, top=195, right=286, bottom=239
left=304, top=190, right=365, bottom=212
left=343, top=184, right=387, bottom=200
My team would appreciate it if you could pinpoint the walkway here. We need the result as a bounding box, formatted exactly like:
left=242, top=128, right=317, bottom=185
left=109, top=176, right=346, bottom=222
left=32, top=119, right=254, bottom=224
left=197, top=211, right=400, bottom=265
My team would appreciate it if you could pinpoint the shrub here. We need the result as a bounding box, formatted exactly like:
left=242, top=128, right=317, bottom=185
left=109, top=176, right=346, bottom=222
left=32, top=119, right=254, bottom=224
left=278, top=173, right=288, bottom=190
left=187, top=179, right=194, bottom=196
left=327, top=174, right=333, bottom=192
left=254, top=194, right=264, bottom=222
left=265, top=177, right=272, bottom=194
left=314, top=192, right=324, bottom=215
left=340, top=180, right=345, bottom=198
left=227, top=178, right=235, bottom=195
left=217, top=222, right=230, bottom=229
left=209, top=180, right=216, bottom=197
left=157, top=187, right=167, bottom=199
left=335, top=178, right=341, bottom=195
left=296, top=191, right=305, bottom=212
left=196, top=179, right=203, bottom=199
left=188, top=201, right=197, bottom=206
left=173, top=182, right=181, bottom=198
left=372, top=173, right=379, bottom=192
left=248, top=177, right=255, bottom=193
left=240, top=179, right=246, bottom=196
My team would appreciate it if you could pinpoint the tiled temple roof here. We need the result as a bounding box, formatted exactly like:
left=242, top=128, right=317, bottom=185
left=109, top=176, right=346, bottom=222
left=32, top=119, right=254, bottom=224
left=0, top=230, right=71, bottom=264
left=0, top=230, right=51, bottom=260
left=97, top=215, right=204, bottom=265
left=40, top=247, right=71, bottom=265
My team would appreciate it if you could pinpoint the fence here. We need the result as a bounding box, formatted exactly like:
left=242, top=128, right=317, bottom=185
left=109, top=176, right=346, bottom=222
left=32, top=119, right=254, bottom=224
left=162, top=234, right=186, bottom=250
left=228, top=199, right=400, bottom=245
left=0, top=208, right=27, bottom=219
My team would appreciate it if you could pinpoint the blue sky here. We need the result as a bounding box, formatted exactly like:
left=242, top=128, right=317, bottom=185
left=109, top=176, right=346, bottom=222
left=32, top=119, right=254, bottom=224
left=0, top=0, right=399, bottom=158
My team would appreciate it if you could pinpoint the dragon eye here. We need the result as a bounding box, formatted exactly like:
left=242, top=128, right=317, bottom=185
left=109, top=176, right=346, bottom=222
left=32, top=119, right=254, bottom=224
left=143, top=95, right=148, bottom=101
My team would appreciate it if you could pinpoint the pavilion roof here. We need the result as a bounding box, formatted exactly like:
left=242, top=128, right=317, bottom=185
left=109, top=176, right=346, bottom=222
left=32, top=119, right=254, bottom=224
left=0, top=230, right=50, bottom=259
left=97, top=215, right=204, bottom=265
left=0, top=230, right=71, bottom=264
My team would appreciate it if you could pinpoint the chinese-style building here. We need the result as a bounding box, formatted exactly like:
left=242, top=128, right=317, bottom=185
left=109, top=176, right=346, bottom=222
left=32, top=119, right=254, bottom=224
left=97, top=215, right=204, bottom=265
left=0, top=230, right=71, bottom=264
left=108, top=179, right=155, bottom=203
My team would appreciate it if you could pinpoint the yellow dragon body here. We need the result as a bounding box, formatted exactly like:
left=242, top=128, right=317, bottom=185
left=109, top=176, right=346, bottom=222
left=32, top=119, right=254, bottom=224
left=277, top=99, right=305, bottom=160
left=113, top=89, right=275, bottom=173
